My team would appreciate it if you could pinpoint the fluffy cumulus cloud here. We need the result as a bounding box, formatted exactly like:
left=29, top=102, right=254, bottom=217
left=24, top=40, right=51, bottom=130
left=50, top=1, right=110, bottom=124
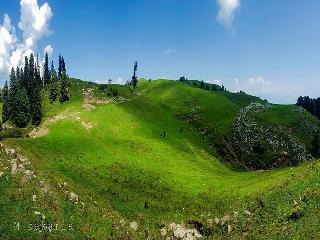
left=0, top=0, right=53, bottom=81
left=231, top=76, right=301, bottom=103
left=216, top=0, right=240, bottom=28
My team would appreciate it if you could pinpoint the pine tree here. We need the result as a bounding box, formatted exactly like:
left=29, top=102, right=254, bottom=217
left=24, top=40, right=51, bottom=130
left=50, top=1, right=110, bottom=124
left=31, top=86, right=42, bottom=126
left=61, top=56, right=66, bottom=72
left=11, top=88, right=30, bottom=128
left=49, top=61, right=59, bottom=103
left=8, top=67, right=18, bottom=110
left=131, top=61, right=138, bottom=90
left=60, top=71, right=71, bottom=103
left=2, top=81, right=10, bottom=123
left=200, top=80, right=204, bottom=89
left=22, top=56, right=29, bottom=90
left=16, top=67, right=21, bottom=87
left=28, top=53, right=35, bottom=97
left=43, top=52, right=50, bottom=85
left=35, top=59, right=42, bottom=88
left=312, top=131, right=320, bottom=158
left=58, top=55, right=62, bottom=79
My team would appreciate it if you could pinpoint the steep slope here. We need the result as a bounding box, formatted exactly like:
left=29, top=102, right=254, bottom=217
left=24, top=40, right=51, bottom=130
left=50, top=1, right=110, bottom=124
left=1, top=79, right=320, bottom=239
left=139, top=80, right=320, bottom=169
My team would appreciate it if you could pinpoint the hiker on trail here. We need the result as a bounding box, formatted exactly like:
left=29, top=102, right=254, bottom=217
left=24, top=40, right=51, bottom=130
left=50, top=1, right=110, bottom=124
left=160, top=131, right=166, bottom=138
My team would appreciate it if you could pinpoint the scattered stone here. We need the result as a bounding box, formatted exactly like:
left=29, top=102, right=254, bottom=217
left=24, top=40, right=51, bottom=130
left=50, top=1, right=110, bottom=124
left=130, top=221, right=138, bottom=231
left=83, top=103, right=96, bottom=112
left=32, top=194, right=37, bottom=202
left=81, top=121, right=93, bottom=131
left=244, top=210, right=251, bottom=216
left=172, top=223, right=201, bottom=240
left=214, top=217, right=219, bottom=224
left=11, top=161, right=17, bottom=174
left=233, top=211, right=239, bottom=217
left=160, top=227, right=167, bottom=236
left=228, top=224, right=232, bottom=233
left=41, top=184, right=50, bottom=194
left=0, top=172, right=4, bottom=177
left=5, top=148, right=16, bottom=155
left=220, top=215, right=230, bottom=225
left=120, top=219, right=126, bottom=226
left=69, top=192, right=79, bottom=203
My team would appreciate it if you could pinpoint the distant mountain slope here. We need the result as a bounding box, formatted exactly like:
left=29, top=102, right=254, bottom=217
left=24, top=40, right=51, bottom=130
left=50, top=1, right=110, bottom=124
left=139, top=80, right=320, bottom=169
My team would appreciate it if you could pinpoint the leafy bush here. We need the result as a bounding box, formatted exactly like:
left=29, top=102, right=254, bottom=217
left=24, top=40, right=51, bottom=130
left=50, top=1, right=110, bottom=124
left=0, top=128, right=26, bottom=140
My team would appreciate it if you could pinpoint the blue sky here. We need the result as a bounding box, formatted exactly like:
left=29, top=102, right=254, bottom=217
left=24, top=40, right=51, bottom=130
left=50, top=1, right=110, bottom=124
left=1, top=0, right=320, bottom=103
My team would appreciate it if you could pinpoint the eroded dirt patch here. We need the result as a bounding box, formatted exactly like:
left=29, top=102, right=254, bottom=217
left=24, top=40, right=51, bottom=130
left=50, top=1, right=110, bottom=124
left=29, top=127, right=50, bottom=138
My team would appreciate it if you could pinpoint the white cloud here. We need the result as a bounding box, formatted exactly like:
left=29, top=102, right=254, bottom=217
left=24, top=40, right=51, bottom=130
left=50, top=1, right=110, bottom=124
left=231, top=76, right=301, bottom=103
left=165, top=47, right=177, bottom=55
left=216, top=0, right=240, bottom=28
left=19, top=0, right=53, bottom=46
left=0, top=0, right=53, bottom=82
left=209, top=79, right=222, bottom=86
left=114, top=77, right=125, bottom=84
left=44, top=45, right=53, bottom=57
left=95, top=77, right=126, bottom=85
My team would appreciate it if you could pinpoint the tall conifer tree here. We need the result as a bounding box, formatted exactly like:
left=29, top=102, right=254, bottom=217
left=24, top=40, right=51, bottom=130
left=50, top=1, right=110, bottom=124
left=43, top=52, right=50, bottom=85
left=2, top=81, right=10, bottom=123
left=11, top=88, right=30, bottom=127
left=60, top=71, right=71, bottom=103
left=58, top=55, right=62, bottom=79
left=49, top=61, right=59, bottom=103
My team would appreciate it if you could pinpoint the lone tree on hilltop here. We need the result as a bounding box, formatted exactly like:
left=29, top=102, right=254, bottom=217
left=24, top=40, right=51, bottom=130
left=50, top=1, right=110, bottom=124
left=131, top=61, right=138, bottom=90
left=179, top=76, right=186, bottom=82
left=200, top=80, right=204, bottom=89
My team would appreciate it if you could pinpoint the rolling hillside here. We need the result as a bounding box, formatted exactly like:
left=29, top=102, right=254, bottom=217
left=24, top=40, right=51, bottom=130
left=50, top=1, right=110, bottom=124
left=1, top=79, right=320, bottom=239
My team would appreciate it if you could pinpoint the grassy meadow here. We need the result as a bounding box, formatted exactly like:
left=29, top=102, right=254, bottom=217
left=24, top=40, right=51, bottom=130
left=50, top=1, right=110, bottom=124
left=0, top=79, right=320, bottom=239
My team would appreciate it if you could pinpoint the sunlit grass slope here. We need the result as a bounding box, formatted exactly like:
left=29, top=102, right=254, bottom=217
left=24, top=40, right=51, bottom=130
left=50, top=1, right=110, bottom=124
left=1, top=79, right=319, bottom=239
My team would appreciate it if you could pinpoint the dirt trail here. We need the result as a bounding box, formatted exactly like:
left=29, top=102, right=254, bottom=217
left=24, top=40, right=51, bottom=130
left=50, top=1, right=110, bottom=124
left=82, top=88, right=97, bottom=111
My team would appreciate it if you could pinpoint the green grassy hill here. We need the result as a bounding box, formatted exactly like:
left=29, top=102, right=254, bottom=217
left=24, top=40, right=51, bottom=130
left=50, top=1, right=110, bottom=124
left=1, top=79, right=320, bottom=239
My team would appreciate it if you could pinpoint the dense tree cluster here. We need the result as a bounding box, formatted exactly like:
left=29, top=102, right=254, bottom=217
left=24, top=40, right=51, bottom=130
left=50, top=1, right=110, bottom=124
left=178, top=77, right=226, bottom=92
left=297, top=96, right=320, bottom=158
left=297, top=96, right=320, bottom=119
left=1, top=53, right=70, bottom=128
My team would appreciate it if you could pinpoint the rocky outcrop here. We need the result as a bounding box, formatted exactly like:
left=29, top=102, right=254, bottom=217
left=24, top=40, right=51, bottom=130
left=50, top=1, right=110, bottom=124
left=230, top=103, right=312, bottom=169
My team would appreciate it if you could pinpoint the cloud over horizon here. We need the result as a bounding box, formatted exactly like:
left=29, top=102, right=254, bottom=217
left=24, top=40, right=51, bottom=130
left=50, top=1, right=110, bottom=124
left=0, top=0, right=53, bottom=82
left=216, top=0, right=240, bottom=28
left=231, top=76, right=301, bottom=103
